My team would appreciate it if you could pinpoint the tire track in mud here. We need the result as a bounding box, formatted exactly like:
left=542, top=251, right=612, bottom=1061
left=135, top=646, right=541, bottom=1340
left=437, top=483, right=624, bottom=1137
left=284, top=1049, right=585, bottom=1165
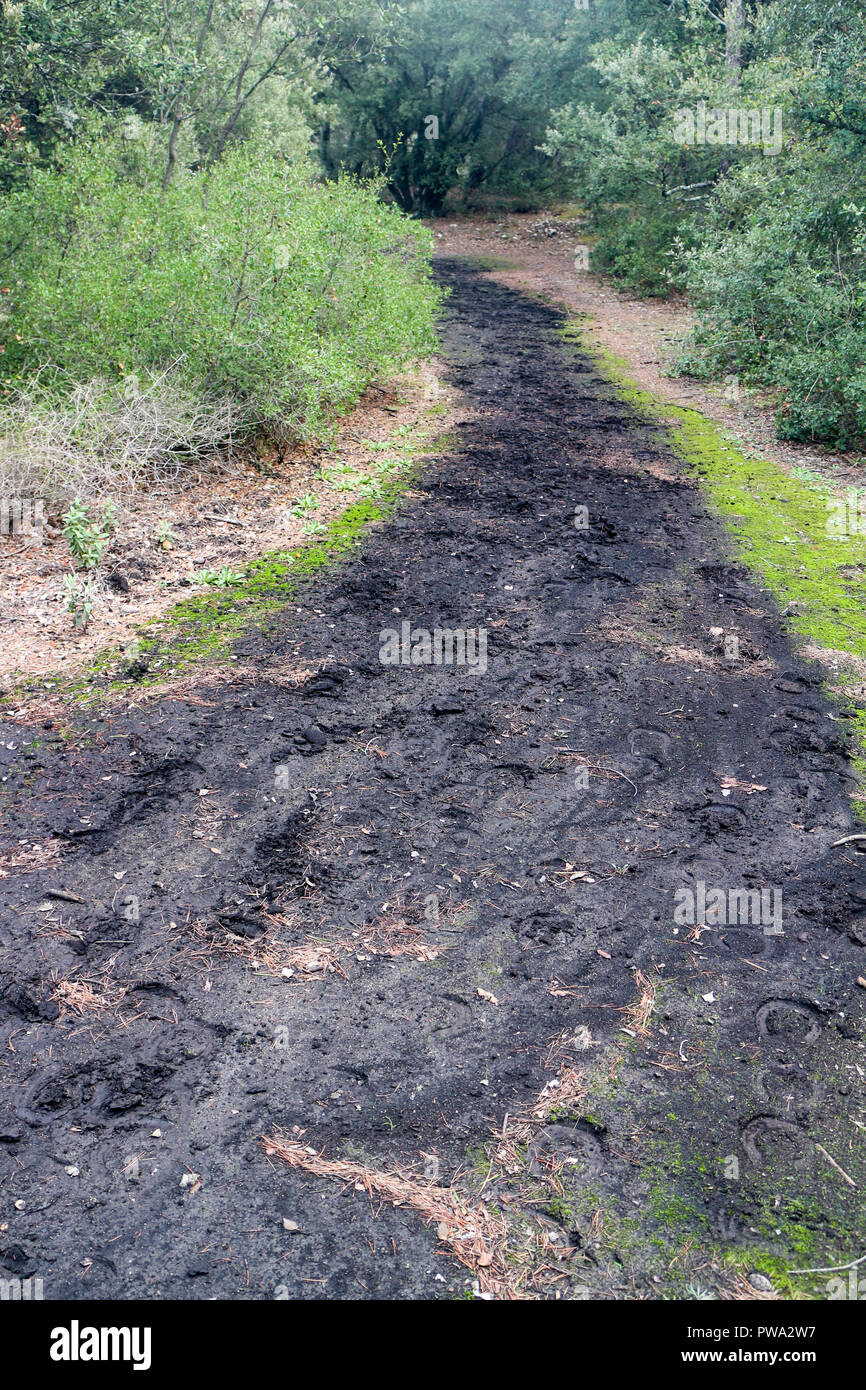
left=0, top=260, right=864, bottom=1299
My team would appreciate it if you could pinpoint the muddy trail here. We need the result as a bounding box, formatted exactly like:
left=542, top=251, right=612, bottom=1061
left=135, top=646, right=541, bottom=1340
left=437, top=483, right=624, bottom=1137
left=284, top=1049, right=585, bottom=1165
left=1, top=261, right=865, bottom=1301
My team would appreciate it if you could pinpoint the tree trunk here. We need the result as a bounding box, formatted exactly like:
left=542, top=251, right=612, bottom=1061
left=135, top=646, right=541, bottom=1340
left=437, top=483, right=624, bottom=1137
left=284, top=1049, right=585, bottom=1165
left=725, top=0, right=745, bottom=89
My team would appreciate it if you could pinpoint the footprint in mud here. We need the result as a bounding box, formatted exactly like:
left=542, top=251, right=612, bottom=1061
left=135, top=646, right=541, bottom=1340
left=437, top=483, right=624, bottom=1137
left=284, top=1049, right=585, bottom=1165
left=695, top=801, right=747, bottom=836
left=520, top=908, right=587, bottom=947
left=752, top=1063, right=820, bottom=1115
left=740, top=1115, right=813, bottom=1172
left=17, top=1052, right=183, bottom=1129
left=756, top=999, right=822, bottom=1045
left=528, top=1120, right=605, bottom=1178
left=672, top=855, right=738, bottom=903
left=773, top=672, right=819, bottom=695
left=626, top=728, right=673, bottom=783
left=627, top=729, right=671, bottom=762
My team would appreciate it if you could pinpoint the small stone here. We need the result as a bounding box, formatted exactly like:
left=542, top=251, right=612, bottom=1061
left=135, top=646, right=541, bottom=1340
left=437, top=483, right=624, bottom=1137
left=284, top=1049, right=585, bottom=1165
left=431, top=699, right=464, bottom=715
left=282, top=1219, right=300, bottom=1233
left=748, top=1272, right=774, bottom=1292
left=300, top=725, right=327, bottom=751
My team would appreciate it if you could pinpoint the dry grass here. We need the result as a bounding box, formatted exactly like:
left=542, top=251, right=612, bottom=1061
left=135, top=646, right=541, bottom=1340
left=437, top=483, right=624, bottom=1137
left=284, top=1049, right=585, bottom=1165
left=117, top=663, right=324, bottom=711
left=531, top=1066, right=587, bottom=1126
left=173, top=916, right=347, bottom=981
left=624, top=969, right=658, bottom=1038
left=727, top=1270, right=782, bottom=1301
left=357, top=910, right=443, bottom=963
left=174, top=903, right=442, bottom=983
left=0, top=839, right=63, bottom=876
left=261, top=1037, right=602, bottom=1298
left=264, top=935, right=347, bottom=980
left=51, top=972, right=129, bottom=1018
left=261, top=1133, right=510, bottom=1295
left=548, top=976, right=583, bottom=1000
left=0, top=360, right=462, bottom=690
left=558, top=751, right=638, bottom=791
left=0, top=367, right=242, bottom=515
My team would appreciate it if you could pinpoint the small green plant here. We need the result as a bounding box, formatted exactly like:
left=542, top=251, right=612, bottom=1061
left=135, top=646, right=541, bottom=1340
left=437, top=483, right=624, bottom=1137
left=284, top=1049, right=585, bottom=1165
left=321, top=467, right=364, bottom=492
left=62, top=573, right=97, bottom=629
left=290, top=493, right=319, bottom=517
left=155, top=519, right=177, bottom=549
left=190, top=565, right=244, bottom=587
left=301, top=519, right=327, bottom=534
left=684, top=1282, right=716, bottom=1301
left=62, top=499, right=117, bottom=570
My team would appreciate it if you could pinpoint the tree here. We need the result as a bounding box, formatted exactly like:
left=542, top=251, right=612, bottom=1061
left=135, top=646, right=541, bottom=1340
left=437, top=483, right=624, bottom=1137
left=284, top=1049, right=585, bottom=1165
left=0, top=0, right=317, bottom=190
left=297, top=0, right=583, bottom=215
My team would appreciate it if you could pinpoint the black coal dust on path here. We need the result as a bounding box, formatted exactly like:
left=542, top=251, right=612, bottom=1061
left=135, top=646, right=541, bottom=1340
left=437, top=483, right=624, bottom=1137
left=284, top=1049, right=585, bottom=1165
left=1, top=261, right=864, bottom=1300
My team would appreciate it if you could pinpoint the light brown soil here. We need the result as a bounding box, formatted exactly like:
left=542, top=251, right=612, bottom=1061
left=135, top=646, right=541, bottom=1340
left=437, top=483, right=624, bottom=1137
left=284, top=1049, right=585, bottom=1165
left=0, top=362, right=458, bottom=687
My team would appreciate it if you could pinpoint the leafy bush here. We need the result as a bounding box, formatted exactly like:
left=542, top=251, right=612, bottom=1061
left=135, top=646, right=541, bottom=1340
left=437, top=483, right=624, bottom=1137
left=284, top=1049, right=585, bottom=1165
left=589, top=206, right=692, bottom=298
left=0, top=133, right=441, bottom=443
left=675, top=149, right=866, bottom=448
left=545, top=1, right=866, bottom=448
left=542, top=38, right=718, bottom=296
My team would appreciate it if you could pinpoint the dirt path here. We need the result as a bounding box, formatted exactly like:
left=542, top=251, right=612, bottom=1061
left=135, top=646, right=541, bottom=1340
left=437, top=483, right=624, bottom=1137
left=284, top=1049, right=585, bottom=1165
left=1, top=262, right=864, bottom=1301
left=434, top=214, right=866, bottom=490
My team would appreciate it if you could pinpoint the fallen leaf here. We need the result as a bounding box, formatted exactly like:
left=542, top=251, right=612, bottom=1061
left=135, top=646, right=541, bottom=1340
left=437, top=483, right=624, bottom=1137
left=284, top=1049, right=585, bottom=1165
left=720, top=777, right=767, bottom=795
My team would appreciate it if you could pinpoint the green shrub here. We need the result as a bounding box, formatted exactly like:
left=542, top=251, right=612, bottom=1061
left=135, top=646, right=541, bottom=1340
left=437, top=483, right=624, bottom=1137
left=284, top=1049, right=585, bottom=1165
left=676, top=150, right=866, bottom=449
left=0, top=132, right=441, bottom=443
left=589, top=206, right=691, bottom=298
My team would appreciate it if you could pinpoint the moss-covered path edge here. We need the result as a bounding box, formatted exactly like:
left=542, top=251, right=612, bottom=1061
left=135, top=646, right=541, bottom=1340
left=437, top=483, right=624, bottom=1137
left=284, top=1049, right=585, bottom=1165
left=565, top=318, right=866, bottom=820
